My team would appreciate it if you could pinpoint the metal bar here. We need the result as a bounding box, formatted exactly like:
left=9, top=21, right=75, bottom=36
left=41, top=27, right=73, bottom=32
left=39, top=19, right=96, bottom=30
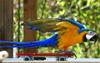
left=2, top=58, right=100, bottom=63
left=16, top=53, right=72, bottom=57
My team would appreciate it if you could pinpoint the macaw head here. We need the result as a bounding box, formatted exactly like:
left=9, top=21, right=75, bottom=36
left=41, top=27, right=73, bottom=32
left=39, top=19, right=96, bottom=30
left=83, top=31, right=98, bottom=43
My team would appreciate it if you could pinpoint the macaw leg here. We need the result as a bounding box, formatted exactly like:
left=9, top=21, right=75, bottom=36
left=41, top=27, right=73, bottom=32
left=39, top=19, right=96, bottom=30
left=58, top=50, right=77, bottom=58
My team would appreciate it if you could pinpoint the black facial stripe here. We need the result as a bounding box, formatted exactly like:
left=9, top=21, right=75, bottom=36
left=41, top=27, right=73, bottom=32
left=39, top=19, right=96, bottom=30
left=83, top=34, right=87, bottom=42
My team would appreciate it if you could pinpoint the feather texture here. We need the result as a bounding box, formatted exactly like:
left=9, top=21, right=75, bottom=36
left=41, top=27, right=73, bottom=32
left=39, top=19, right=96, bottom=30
left=25, top=18, right=88, bottom=50
left=0, top=18, right=89, bottom=50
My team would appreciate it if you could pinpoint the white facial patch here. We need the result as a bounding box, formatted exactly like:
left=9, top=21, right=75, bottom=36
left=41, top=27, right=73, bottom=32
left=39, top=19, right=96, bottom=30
left=86, top=31, right=96, bottom=40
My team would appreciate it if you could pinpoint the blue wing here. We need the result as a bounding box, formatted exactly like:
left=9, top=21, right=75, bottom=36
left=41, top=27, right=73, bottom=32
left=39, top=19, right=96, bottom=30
left=0, top=34, right=58, bottom=48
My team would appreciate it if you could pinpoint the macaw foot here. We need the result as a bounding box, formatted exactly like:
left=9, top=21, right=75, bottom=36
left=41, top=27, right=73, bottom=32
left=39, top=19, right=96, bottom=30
left=58, top=50, right=77, bottom=58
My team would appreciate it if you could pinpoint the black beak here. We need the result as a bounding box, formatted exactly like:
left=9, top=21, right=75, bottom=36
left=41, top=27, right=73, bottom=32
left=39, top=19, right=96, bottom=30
left=89, top=34, right=98, bottom=43
left=83, top=33, right=98, bottom=43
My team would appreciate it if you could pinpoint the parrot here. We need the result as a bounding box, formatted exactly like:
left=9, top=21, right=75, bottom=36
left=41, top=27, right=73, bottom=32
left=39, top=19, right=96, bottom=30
left=24, top=17, right=98, bottom=50
left=0, top=17, right=98, bottom=52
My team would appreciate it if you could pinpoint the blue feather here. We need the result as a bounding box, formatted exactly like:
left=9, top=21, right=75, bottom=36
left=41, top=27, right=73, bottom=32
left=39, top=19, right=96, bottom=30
left=0, top=34, right=58, bottom=48
left=65, top=18, right=85, bottom=29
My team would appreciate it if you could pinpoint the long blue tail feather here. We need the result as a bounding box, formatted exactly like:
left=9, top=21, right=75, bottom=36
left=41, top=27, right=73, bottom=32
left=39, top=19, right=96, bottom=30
left=0, top=34, right=58, bottom=48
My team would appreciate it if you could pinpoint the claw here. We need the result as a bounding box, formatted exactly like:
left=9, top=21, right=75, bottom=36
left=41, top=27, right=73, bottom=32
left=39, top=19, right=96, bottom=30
left=65, top=50, right=77, bottom=58
left=58, top=50, right=77, bottom=58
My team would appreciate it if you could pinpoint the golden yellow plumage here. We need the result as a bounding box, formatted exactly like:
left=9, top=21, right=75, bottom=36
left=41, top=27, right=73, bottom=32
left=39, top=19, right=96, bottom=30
left=25, top=18, right=93, bottom=50
left=56, top=21, right=87, bottom=50
left=0, top=18, right=97, bottom=52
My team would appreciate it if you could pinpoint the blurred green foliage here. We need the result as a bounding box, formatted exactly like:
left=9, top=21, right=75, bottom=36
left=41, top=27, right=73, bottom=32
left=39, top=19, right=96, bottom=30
left=37, top=0, right=100, bottom=58
left=13, top=0, right=24, bottom=42
left=13, top=0, right=100, bottom=58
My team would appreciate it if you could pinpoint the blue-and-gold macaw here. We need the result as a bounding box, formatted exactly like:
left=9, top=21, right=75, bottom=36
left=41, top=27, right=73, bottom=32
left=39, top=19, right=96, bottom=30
left=0, top=17, right=98, bottom=51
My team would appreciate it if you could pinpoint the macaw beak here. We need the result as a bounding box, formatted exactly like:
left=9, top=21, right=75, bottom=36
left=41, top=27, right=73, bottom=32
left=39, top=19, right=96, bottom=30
left=85, top=31, right=98, bottom=43
left=83, top=31, right=98, bottom=43
left=89, top=34, right=98, bottom=43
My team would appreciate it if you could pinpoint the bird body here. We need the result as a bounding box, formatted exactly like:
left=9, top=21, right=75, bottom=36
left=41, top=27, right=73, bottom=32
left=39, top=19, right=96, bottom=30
left=55, top=21, right=87, bottom=50
left=0, top=18, right=97, bottom=51
left=24, top=18, right=88, bottom=50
